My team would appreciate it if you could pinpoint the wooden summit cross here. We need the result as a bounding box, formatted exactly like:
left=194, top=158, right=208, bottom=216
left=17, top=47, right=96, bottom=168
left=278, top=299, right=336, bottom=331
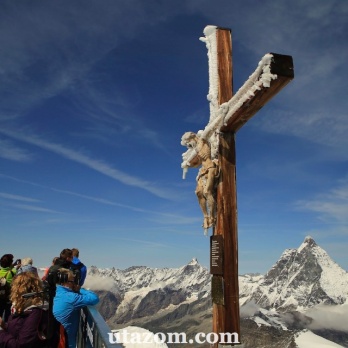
left=181, top=26, right=294, bottom=346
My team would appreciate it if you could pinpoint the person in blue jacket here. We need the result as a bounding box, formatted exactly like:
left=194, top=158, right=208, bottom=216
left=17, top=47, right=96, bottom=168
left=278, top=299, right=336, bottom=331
left=52, top=268, right=99, bottom=348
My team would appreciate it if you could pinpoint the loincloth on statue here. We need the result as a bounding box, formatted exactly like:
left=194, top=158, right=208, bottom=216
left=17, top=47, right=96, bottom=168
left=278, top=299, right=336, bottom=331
left=197, top=164, right=219, bottom=180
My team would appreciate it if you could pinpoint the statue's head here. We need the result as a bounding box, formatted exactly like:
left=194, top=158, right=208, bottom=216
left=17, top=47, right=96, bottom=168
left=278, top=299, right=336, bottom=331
left=181, top=132, right=198, bottom=148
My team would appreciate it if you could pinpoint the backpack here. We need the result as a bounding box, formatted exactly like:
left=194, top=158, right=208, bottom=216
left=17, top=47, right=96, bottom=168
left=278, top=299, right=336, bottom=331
left=0, top=270, right=14, bottom=301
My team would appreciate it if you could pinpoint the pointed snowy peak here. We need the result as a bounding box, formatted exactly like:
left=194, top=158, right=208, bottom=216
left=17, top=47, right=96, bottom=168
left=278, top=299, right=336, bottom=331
left=248, top=237, right=348, bottom=311
left=298, top=235, right=317, bottom=251
left=188, top=258, right=199, bottom=266
left=180, top=258, right=204, bottom=276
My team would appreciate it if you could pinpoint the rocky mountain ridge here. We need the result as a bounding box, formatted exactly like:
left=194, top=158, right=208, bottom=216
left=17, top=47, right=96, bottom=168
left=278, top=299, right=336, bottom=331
left=239, top=236, right=348, bottom=311
left=89, top=257, right=211, bottom=325
left=87, top=236, right=348, bottom=347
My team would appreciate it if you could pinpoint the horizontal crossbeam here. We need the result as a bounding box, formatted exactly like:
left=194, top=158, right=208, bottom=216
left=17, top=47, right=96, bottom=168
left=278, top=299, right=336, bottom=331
left=221, top=53, right=294, bottom=133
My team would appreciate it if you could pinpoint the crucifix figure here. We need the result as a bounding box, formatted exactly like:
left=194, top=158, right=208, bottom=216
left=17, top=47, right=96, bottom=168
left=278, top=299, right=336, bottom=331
left=181, top=131, right=219, bottom=232
left=181, top=26, right=294, bottom=346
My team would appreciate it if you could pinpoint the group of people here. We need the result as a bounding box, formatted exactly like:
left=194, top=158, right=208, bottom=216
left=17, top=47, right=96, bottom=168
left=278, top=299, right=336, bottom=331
left=0, top=249, right=99, bottom=348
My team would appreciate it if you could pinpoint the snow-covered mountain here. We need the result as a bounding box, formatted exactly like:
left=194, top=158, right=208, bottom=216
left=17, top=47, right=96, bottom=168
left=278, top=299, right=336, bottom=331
left=239, top=236, right=348, bottom=311
left=86, top=236, right=348, bottom=347
left=89, top=257, right=210, bottom=296
left=88, top=257, right=211, bottom=324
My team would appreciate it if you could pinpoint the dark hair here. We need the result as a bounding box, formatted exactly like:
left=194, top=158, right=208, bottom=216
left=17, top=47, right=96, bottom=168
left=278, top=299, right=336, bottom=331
left=1, top=254, right=14, bottom=268
left=59, top=249, right=72, bottom=260
left=71, top=248, right=79, bottom=258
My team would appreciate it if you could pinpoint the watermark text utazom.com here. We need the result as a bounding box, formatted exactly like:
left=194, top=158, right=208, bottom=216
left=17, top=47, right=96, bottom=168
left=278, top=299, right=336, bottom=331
left=109, top=330, right=240, bottom=345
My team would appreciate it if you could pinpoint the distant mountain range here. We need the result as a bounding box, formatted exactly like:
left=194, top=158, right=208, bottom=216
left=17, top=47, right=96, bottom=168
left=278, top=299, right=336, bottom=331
left=87, top=236, right=348, bottom=347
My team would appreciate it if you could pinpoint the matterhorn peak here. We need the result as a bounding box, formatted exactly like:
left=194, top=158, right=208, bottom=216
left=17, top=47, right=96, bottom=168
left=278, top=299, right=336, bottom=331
left=304, top=235, right=317, bottom=245
left=246, top=236, right=348, bottom=311
left=298, top=235, right=317, bottom=252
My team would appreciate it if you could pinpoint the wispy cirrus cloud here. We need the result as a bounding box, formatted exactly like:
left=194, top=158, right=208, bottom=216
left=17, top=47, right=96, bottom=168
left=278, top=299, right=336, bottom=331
left=0, top=130, right=179, bottom=200
left=0, top=190, right=59, bottom=214
left=0, top=192, right=40, bottom=203
left=295, top=180, right=348, bottom=224
left=51, top=189, right=196, bottom=225
left=0, top=202, right=61, bottom=214
left=0, top=1, right=189, bottom=121
left=253, top=109, right=348, bottom=159
left=0, top=174, right=196, bottom=224
left=69, top=82, right=169, bottom=153
left=0, top=138, right=33, bottom=162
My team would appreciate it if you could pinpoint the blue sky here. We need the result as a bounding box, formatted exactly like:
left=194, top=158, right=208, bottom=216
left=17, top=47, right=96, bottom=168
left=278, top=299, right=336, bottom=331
left=0, top=0, right=347, bottom=274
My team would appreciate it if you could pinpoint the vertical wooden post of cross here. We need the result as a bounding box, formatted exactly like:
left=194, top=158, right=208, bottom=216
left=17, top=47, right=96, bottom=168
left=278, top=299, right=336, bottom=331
left=210, top=27, right=294, bottom=346
left=211, top=28, right=240, bottom=347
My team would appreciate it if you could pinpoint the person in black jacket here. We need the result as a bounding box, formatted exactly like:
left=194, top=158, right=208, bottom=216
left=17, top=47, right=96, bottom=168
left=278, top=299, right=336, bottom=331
left=49, top=249, right=73, bottom=276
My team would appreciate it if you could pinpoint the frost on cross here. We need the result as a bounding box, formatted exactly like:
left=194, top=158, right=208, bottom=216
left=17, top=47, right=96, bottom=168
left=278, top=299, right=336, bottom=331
left=181, top=25, right=278, bottom=235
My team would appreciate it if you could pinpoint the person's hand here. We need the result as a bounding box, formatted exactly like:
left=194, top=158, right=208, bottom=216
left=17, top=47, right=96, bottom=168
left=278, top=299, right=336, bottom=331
left=0, top=317, right=5, bottom=330
left=13, top=259, right=21, bottom=269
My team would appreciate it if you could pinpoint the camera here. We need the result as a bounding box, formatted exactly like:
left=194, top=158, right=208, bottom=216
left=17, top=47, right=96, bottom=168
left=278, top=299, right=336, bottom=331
left=47, top=269, right=80, bottom=286
left=14, top=259, right=21, bottom=266
left=22, top=290, right=46, bottom=299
